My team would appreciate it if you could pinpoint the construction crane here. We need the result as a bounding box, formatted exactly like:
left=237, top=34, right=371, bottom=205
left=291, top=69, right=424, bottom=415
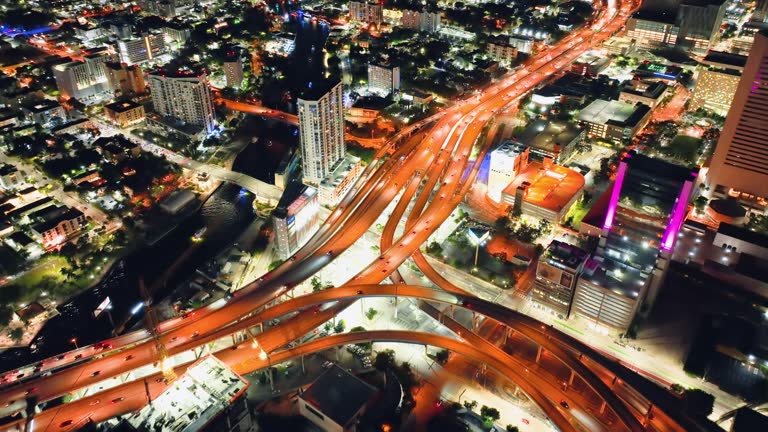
left=139, top=278, right=176, bottom=382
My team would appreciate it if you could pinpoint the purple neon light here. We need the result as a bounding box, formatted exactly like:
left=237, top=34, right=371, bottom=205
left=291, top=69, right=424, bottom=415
left=603, top=161, right=628, bottom=230
left=661, top=180, right=694, bottom=251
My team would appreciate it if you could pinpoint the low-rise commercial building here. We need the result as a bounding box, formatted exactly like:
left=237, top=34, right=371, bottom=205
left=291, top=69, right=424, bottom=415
left=513, top=119, right=584, bottom=164
left=22, top=100, right=65, bottom=125
left=0, top=164, right=24, bottom=191
left=30, top=207, right=87, bottom=249
left=532, top=240, right=589, bottom=316
left=576, top=99, right=651, bottom=144
left=487, top=37, right=518, bottom=66
left=602, top=36, right=636, bottom=55
left=104, top=100, right=145, bottom=128
left=501, top=161, right=585, bottom=223
left=531, top=73, right=594, bottom=107
left=570, top=52, right=611, bottom=76
left=509, top=35, right=534, bottom=54
left=619, top=80, right=669, bottom=108
left=319, top=154, right=363, bottom=207
left=487, top=142, right=529, bottom=202
left=124, top=356, right=250, bottom=432
left=299, top=364, right=377, bottom=432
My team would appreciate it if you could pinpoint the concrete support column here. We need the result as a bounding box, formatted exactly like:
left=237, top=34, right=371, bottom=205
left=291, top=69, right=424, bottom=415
left=535, top=345, right=543, bottom=363
left=336, top=345, right=341, bottom=361
left=568, top=369, right=576, bottom=386
left=599, top=401, right=607, bottom=414
left=611, top=376, right=617, bottom=386
left=644, top=403, right=654, bottom=426
left=394, top=297, right=398, bottom=319
left=450, top=304, right=455, bottom=319
left=301, top=355, right=305, bottom=374
left=267, top=368, right=274, bottom=390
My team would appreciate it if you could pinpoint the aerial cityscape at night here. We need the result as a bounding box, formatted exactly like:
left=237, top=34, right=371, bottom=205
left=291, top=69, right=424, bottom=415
left=1, top=0, right=768, bottom=431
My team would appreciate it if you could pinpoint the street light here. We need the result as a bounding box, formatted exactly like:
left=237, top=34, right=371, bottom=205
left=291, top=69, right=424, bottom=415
left=466, top=227, right=491, bottom=270
left=70, top=338, right=78, bottom=349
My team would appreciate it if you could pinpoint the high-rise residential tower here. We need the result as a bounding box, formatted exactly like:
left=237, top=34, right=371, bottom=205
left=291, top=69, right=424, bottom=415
left=147, top=69, right=215, bottom=134
left=707, top=31, right=768, bottom=208
left=298, top=80, right=346, bottom=185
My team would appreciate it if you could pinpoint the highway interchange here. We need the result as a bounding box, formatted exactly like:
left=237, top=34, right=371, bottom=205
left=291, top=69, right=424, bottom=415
left=0, top=1, right=715, bottom=431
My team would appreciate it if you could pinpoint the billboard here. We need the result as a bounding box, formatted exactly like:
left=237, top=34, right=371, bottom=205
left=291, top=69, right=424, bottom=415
left=537, top=263, right=563, bottom=286
left=93, top=296, right=111, bottom=318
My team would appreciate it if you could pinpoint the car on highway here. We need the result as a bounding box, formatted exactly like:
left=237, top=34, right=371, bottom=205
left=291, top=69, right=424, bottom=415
left=559, top=400, right=570, bottom=409
left=111, top=397, right=125, bottom=404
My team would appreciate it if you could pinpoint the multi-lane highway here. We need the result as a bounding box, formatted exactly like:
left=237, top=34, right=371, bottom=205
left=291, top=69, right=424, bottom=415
left=0, top=1, right=706, bottom=431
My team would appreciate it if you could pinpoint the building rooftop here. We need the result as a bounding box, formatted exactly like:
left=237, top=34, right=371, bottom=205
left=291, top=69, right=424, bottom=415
left=542, top=240, right=589, bottom=271
left=105, top=100, right=142, bottom=113
left=147, top=65, right=208, bottom=79
left=503, top=161, right=584, bottom=212
left=492, top=141, right=527, bottom=159
left=301, top=365, right=377, bottom=428
left=732, top=407, right=768, bottom=432
left=352, top=96, right=394, bottom=111
left=298, top=78, right=341, bottom=102
left=535, top=72, right=596, bottom=99
left=701, top=51, right=747, bottom=70
left=632, top=8, right=677, bottom=24
left=125, top=356, right=249, bottom=432
left=516, top=120, right=583, bottom=154
left=4, top=197, right=53, bottom=218
left=51, top=119, right=91, bottom=134
left=623, top=151, right=698, bottom=183
left=32, top=207, right=83, bottom=234
left=580, top=255, right=648, bottom=298
left=577, top=99, right=650, bottom=128
left=320, top=154, right=362, bottom=189
left=0, top=164, right=18, bottom=176
left=634, top=62, right=683, bottom=81
left=573, top=51, right=610, bottom=67
left=274, top=185, right=316, bottom=219
left=159, top=189, right=197, bottom=214
left=7, top=231, right=34, bottom=247
left=25, top=100, right=61, bottom=114
left=717, top=223, right=768, bottom=250
left=28, top=204, right=68, bottom=224
left=709, top=198, right=746, bottom=218
left=621, top=80, right=668, bottom=99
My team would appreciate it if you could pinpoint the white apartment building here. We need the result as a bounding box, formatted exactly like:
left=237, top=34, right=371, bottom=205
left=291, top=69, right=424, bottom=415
left=349, top=1, right=383, bottom=26
left=367, top=63, right=400, bottom=95
left=298, top=81, right=346, bottom=185
left=400, top=10, right=441, bottom=32
left=147, top=70, right=216, bottom=134
left=118, top=33, right=167, bottom=65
